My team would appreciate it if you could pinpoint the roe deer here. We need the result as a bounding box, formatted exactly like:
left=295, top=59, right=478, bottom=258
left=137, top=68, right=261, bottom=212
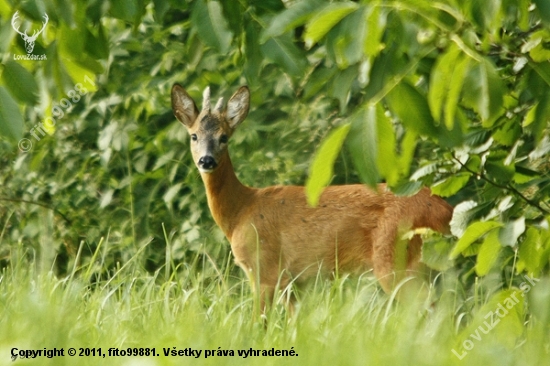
left=171, top=84, right=453, bottom=311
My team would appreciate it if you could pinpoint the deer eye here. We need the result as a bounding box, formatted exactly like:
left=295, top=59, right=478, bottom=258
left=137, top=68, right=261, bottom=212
left=191, top=134, right=198, bottom=141
left=219, top=135, right=228, bottom=144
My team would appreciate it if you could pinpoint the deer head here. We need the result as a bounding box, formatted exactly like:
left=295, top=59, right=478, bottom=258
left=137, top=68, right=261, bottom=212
left=11, top=11, right=48, bottom=54
left=171, top=85, right=250, bottom=173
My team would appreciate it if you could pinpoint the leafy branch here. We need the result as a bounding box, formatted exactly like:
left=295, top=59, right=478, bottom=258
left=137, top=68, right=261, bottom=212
left=451, top=154, right=550, bottom=216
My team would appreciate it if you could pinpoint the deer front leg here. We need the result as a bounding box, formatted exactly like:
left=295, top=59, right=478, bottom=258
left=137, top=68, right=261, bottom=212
left=240, top=264, right=275, bottom=320
left=259, top=284, right=275, bottom=315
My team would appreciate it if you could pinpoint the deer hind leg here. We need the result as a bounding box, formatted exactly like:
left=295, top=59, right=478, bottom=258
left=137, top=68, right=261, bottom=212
left=371, top=216, right=427, bottom=293
left=405, top=234, right=425, bottom=276
left=404, top=235, right=431, bottom=302
left=372, top=224, right=430, bottom=303
left=237, top=263, right=264, bottom=317
left=371, top=220, right=400, bottom=293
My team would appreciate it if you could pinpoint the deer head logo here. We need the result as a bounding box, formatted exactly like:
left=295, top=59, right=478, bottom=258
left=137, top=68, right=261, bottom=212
left=11, top=11, right=48, bottom=54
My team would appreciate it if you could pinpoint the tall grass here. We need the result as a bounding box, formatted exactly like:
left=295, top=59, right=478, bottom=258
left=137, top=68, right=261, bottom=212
left=0, top=236, right=548, bottom=366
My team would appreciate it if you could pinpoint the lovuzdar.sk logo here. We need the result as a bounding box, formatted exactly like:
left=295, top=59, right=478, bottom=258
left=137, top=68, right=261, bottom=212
left=11, top=11, right=48, bottom=60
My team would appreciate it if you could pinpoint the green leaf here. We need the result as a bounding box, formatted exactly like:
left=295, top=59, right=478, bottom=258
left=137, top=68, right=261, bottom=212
left=99, top=189, right=114, bottom=208
left=364, top=5, right=386, bottom=57
left=396, top=130, right=418, bottom=179
left=218, top=0, right=243, bottom=34
left=493, top=118, right=522, bottom=146
left=462, top=59, right=504, bottom=126
left=55, top=0, right=74, bottom=24
left=450, top=220, right=502, bottom=259
left=465, top=154, right=482, bottom=173
left=528, top=277, right=550, bottom=327
left=392, top=181, right=422, bottom=196
left=363, top=46, right=406, bottom=101
left=306, top=124, right=351, bottom=206
left=475, top=229, right=502, bottom=276
left=304, top=2, right=359, bottom=49
left=463, top=242, right=482, bottom=257
left=410, top=162, right=439, bottom=181
left=517, top=227, right=542, bottom=275
left=478, top=59, right=505, bottom=125
left=513, top=165, right=541, bottom=184
left=527, top=30, right=550, bottom=62
left=429, top=45, right=461, bottom=123
left=530, top=44, right=550, bottom=63
left=110, top=0, right=143, bottom=23
left=153, top=0, right=170, bottom=20
left=261, top=34, right=307, bottom=77
left=530, top=61, right=550, bottom=87
left=531, top=90, right=550, bottom=144
left=303, top=66, right=338, bottom=100
left=346, top=104, right=381, bottom=188
left=347, top=102, right=411, bottom=189
left=192, top=0, right=233, bottom=54
left=499, top=217, right=525, bottom=247
left=163, top=182, right=183, bottom=206
left=534, top=0, right=550, bottom=25
left=62, top=60, right=98, bottom=92
left=469, top=0, right=501, bottom=30
left=58, top=23, right=105, bottom=76
left=326, top=8, right=366, bottom=69
left=244, top=21, right=263, bottom=84
left=431, top=172, right=470, bottom=197
left=84, top=25, right=109, bottom=60
left=386, top=82, right=437, bottom=138
left=485, top=150, right=515, bottom=184
left=1, top=60, right=39, bottom=104
left=0, top=87, right=24, bottom=142
left=152, top=151, right=175, bottom=171
left=445, top=54, right=471, bottom=130
left=449, top=200, right=478, bottom=237
left=329, top=66, right=358, bottom=112
left=261, top=0, right=322, bottom=43
left=422, top=238, right=454, bottom=271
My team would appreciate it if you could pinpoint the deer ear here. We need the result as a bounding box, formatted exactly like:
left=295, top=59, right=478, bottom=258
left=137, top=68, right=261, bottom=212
left=171, top=84, right=199, bottom=128
left=226, top=86, right=250, bottom=129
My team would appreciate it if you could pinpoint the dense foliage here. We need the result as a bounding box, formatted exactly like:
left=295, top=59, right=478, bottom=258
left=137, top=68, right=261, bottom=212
left=1, top=0, right=550, bottom=334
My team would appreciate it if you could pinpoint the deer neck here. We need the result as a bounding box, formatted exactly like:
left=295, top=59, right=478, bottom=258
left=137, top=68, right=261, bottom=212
left=201, top=151, right=253, bottom=239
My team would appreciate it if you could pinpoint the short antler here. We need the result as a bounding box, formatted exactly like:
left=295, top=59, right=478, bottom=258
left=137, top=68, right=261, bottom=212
left=202, top=87, right=211, bottom=113
left=214, top=97, right=224, bottom=112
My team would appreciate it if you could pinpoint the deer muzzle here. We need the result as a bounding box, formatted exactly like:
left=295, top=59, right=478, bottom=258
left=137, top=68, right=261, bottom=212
left=198, top=156, right=217, bottom=172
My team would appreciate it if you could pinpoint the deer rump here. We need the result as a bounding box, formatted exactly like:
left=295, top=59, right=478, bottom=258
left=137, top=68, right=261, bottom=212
left=230, top=183, right=453, bottom=293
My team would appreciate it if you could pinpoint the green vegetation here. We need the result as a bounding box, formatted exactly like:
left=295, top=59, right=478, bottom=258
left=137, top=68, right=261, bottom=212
left=1, top=0, right=550, bottom=364
left=2, top=243, right=550, bottom=365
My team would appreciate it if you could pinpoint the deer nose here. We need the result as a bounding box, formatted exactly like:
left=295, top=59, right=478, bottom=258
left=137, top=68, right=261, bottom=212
left=198, top=156, right=217, bottom=170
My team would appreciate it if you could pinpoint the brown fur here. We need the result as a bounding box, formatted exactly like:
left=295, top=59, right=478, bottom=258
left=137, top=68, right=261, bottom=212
left=171, top=84, right=454, bottom=311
